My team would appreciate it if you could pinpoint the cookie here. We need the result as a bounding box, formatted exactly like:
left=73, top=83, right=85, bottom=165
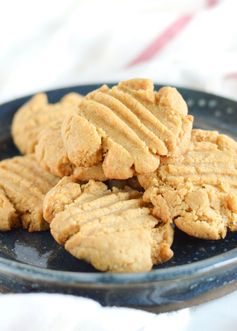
left=0, top=188, right=19, bottom=231
left=0, top=155, right=58, bottom=232
left=12, top=92, right=82, bottom=154
left=35, top=121, right=146, bottom=184
left=35, top=121, right=107, bottom=181
left=58, top=79, right=193, bottom=179
left=141, top=129, right=237, bottom=240
left=60, top=92, right=84, bottom=106
left=43, top=179, right=174, bottom=272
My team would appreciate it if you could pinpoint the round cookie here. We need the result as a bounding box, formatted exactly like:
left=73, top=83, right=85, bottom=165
left=35, top=120, right=107, bottom=181
left=43, top=178, right=174, bottom=273
left=62, top=79, right=193, bottom=179
left=140, top=129, right=237, bottom=240
left=0, top=155, right=58, bottom=232
left=12, top=92, right=82, bottom=154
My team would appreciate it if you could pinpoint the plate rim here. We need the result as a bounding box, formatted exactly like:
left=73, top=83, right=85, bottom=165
left=1, top=245, right=237, bottom=285
left=1, top=82, right=237, bottom=107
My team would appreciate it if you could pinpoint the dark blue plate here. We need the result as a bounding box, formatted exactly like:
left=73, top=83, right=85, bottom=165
left=0, top=84, right=237, bottom=312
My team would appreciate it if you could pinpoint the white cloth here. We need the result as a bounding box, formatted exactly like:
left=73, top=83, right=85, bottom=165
left=0, top=0, right=237, bottom=103
left=0, top=294, right=189, bottom=331
left=0, top=0, right=237, bottom=330
left=0, top=291, right=237, bottom=331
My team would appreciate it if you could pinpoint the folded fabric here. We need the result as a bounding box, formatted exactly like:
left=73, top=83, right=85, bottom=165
left=0, top=293, right=189, bottom=331
left=1, top=291, right=237, bottom=331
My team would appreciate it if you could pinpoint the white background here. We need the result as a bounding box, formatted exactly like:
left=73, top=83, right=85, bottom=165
left=0, top=0, right=236, bottom=103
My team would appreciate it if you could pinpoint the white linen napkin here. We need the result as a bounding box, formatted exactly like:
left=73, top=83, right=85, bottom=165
left=0, top=291, right=237, bottom=331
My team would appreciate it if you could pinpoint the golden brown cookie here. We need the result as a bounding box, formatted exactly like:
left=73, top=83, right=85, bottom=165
left=60, top=92, right=84, bottom=106
left=140, top=129, right=237, bottom=240
left=0, top=188, right=18, bottom=231
left=43, top=179, right=174, bottom=272
left=35, top=120, right=107, bottom=181
left=60, top=79, right=193, bottom=179
left=0, top=155, right=58, bottom=232
left=35, top=120, right=145, bottom=184
left=12, top=92, right=82, bottom=154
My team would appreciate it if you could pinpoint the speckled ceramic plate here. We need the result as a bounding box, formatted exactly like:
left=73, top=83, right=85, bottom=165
left=0, top=84, right=237, bottom=313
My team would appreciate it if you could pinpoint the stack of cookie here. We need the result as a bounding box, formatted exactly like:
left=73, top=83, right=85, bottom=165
left=1, top=79, right=237, bottom=273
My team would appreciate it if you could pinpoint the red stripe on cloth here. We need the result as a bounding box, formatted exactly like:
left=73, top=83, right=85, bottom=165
left=225, top=73, right=237, bottom=79
left=127, top=14, right=193, bottom=67
left=206, top=0, right=218, bottom=7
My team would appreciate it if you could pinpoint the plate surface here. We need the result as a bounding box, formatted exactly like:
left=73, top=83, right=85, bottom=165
left=0, top=84, right=237, bottom=312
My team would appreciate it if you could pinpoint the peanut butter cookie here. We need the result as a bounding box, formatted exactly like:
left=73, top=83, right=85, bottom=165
left=0, top=188, right=18, bottom=231
left=43, top=179, right=174, bottom=272
left=35, top=121, right=107, bottom=181
left=0, top=155, right=58, bottom=231
left=140, top=129, right=237, bottom=240
left=12, top=92, right=82, bottom=154
left=60, top=79, right=193, bottom=179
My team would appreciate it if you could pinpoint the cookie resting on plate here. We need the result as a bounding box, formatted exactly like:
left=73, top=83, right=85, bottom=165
left=139, top=129, right=237, bottom=240
left=35, top=79, right=193, bottom=180
left=35, top=120, right=107, bottom=181
left=61, top=79, right=193, bottom=179
left=0, top=155, right=58, bottom=232
left=11, top=92, right=82, bottom=155
left=43, top=178, right=174, bottom=272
